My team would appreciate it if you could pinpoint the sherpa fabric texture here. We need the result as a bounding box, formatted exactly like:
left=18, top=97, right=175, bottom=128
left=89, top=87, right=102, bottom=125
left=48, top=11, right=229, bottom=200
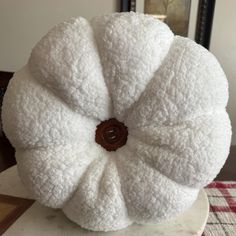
left=2, top=12, right=232, bottom=232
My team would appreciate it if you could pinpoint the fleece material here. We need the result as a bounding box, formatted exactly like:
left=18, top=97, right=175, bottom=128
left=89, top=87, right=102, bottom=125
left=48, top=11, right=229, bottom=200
left=2, top=12, right=231, bottom=232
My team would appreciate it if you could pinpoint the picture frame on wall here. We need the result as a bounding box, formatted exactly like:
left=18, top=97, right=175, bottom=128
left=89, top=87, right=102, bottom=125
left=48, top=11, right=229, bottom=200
left=120, top=0, right=215, bottom=49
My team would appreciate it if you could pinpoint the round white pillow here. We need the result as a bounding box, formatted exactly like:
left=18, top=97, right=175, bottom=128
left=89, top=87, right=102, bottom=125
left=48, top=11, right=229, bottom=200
left=2, top=12, right=231, bottom=232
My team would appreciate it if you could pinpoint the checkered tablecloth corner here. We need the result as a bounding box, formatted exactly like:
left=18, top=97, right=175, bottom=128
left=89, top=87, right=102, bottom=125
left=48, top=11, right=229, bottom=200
left=202, top=181, right=236, bottom=236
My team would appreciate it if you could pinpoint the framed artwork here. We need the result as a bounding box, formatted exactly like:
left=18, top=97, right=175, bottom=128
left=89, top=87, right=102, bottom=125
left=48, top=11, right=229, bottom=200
left=120, top=0, right=215, bottom=49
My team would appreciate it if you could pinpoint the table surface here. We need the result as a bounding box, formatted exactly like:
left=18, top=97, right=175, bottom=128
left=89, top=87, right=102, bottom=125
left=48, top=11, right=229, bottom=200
left=0, top=166, right=209, bottom=236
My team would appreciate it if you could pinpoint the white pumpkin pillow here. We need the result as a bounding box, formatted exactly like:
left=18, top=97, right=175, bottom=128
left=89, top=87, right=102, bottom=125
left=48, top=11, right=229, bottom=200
left=2, top=12, right=231, bottom=232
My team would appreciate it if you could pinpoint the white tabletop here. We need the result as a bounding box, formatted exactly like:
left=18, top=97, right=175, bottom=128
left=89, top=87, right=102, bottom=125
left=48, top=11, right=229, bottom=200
left=0, top=166, right=209, bottom=236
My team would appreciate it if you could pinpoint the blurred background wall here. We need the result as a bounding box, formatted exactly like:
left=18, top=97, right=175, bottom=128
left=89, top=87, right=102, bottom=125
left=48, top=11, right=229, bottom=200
left=0, top=0, right=117, bottom=71
left=210, top=0, right=236, bottom=145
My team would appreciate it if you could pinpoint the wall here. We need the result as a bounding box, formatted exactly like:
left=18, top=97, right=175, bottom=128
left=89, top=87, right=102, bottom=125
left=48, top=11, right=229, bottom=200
left=0, top=0, right=117, bottom=71
left=210, top=0, right=236, bottom=145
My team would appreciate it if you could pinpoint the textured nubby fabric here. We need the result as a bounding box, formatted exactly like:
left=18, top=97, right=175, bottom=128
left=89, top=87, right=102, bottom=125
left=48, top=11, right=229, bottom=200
left=2, top=12, right=232, bottom=232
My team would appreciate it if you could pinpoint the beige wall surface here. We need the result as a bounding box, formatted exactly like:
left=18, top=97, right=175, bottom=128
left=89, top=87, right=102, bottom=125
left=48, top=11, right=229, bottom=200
left=210, top=0, right=236, bottom=145
left=0, top=0, right=117, bottom=71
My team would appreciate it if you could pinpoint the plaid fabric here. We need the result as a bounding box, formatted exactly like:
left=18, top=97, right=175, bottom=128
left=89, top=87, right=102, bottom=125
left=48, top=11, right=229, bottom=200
left=203, top=182, right=236, bottom=236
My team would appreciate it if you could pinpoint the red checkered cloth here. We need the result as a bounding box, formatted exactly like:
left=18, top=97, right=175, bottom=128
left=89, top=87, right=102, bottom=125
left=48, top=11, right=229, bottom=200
left=202, top=182, right=236, bottom=236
